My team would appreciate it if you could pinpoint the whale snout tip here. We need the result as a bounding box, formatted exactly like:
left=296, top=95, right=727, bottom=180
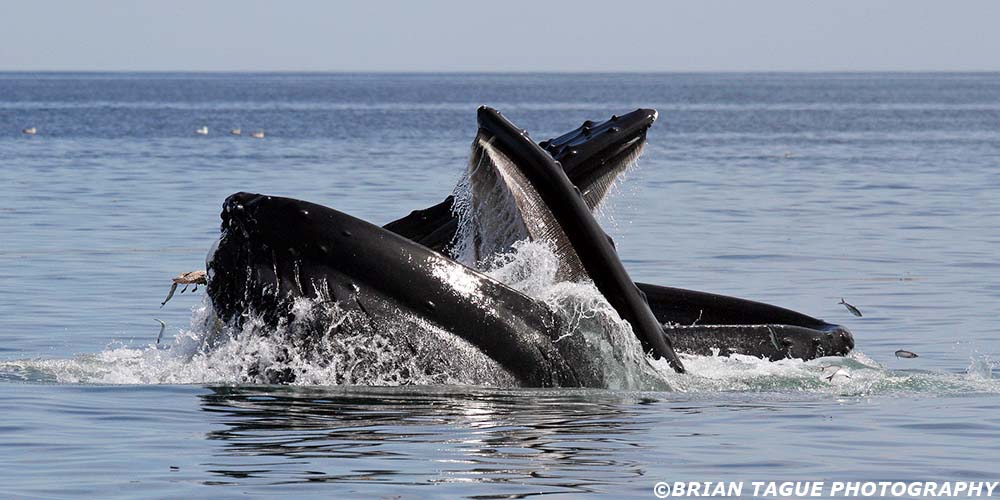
left=224, top=191, right=257, bottom=206
left=221, top=192, right=269, bottom=229
left=823, top=325, right=855, bottom=354
left=841, top=328, right=855, bottom=351
left=223, top=192, right=272, bottom=212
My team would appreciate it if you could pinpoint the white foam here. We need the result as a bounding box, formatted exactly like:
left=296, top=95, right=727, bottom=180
left=481, top=240, right=662, bottom=390
left=0, top=297, right=516, bottom=386
left=3, top=288, right=998, bottom=393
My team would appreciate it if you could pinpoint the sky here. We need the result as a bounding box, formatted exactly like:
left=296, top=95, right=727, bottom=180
left=1, top=0, right=998, bottom=72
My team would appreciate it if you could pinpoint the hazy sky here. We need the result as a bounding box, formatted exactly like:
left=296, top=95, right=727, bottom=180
left=2, top=0, right=998, bottom=72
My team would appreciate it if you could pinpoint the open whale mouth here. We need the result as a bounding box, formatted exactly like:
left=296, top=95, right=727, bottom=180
left=450, top=110, right=658, bottom=271
left=198, top=106, right=857, bottom=387
left=204, top=107, right=686, bottom=384
left=451, top=130, right=591, bottom=278
left=382, top=108, right=658, bottom=253
left=454, top=106, right=686, bottom=372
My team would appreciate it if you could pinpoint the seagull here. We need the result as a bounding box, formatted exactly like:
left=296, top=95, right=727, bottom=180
left=160, top=270, right=207, bottom=307
left=230, top=128, right=242, bottom=136
left=195, top=126, right=209, bottom=136
left=250, top=130, right=265, bottom=139
left=22, top=127, right=37, bottom=135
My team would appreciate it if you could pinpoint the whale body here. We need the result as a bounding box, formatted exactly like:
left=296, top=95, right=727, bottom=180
left=204, top=106, right=854, bottom=386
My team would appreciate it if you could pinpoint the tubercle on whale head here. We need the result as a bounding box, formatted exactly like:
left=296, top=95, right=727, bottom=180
left=537, top=107, right=658, bottom=185
left=785, top=324, right=854, bottom=359
left=219, top=192, right=268, bottom=234
left=826, top=325, right=855, bottom=354
left=209, top=192, right=321, bottom=325
left=539, top=109, right=659, bottom=199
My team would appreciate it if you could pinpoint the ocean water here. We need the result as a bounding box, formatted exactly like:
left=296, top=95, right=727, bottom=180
left=1, top=72, right=999, bottom=498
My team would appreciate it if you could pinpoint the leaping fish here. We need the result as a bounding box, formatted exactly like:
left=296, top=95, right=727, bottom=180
left=154, top=318, right=166, bottom=345
left=839, top=297, right=863, bottom=317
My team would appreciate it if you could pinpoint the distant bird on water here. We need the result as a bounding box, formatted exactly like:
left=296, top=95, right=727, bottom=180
left=230, top=128, right=242, bottom=136
left=839, top=297, right=863, bottom=317
left=195, top=126, right=209, bottom=136
left=22, top=127, right=37, bottom=135
left=250, top=130, right=265, bottom=139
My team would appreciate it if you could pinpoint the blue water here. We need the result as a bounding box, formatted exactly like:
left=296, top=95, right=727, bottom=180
left=2, top=72, right=999, bottom=498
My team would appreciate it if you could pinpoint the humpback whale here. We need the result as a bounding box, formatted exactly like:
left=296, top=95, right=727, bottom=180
left=208, top=192, right=584, bottom=386
left=457, top=107, right=684, bottom=371
left=203, top=106, right=853, bottom=386
left=383, top=108, right=853, bottom=363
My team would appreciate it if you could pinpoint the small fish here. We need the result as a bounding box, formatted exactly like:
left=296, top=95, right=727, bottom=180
left=824, top=368, right=851, bottom=382
left=154, top=318, right=166, bottom=345
left=160, top=283, right=178, bottom=307
left=839, top=297, right=863, bottom=317
left=895, top=349, right=919, bottom=359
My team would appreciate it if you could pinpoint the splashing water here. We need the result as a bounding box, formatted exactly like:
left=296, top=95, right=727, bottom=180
left=480, top=240, right=664, bottom=390
left=450, top=135, right=588, bottom=283
left=4, top=198, right=1000, bottom=393
left=2, top=264, right=998, bottom=394
left=444, top=134, right=667, bottom=389
left=3, top=298, right=998, bottom=394
left=3, top=130, right=999, bottom=393
left=0, top=297, right=518, bottom=386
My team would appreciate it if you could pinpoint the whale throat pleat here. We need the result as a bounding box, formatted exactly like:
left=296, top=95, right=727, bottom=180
left=452, top=132, right=589, bottom=283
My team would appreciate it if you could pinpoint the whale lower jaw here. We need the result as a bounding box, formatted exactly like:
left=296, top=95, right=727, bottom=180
left=208, top=192, right=591, bottom=387
left=666, top=324, right=854, bottom=361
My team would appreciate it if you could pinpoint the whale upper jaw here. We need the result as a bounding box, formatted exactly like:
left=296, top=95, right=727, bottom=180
left=382, top=108, right=658, bottom=252
left=472, top=105, right=685, bottom=373
left=539, top=108, right=657, bottom=209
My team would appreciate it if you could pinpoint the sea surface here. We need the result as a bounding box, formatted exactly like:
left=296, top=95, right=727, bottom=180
left=1, top=72, right=999, bottom=498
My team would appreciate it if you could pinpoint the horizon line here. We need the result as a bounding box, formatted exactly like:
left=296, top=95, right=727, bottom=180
left=3, top=69, right=1000, bottom=75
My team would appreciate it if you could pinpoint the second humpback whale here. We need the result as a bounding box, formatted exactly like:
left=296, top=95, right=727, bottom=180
left=203, top=106, right=853, bottom=386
